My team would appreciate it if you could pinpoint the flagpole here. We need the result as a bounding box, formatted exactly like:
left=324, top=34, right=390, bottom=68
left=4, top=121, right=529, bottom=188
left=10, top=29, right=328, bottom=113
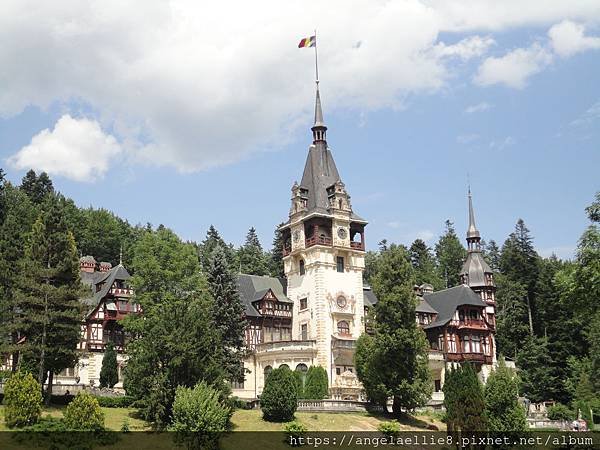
left=314, top=29, right=319, bottom=84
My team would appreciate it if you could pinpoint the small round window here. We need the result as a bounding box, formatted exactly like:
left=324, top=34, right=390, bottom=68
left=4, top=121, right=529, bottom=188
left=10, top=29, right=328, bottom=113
left=336, top=296, right=347, bottom=308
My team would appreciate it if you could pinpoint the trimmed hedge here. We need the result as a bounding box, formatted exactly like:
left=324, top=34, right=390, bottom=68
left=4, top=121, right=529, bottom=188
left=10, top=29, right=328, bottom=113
left=46, top=393, right=135, bottom=407
left=260, top=366, right=298, bottom=422
left=303, top=366, right=328, bottom=400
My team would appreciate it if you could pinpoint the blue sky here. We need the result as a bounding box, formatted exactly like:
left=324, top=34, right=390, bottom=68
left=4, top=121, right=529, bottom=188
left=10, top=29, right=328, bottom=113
left=1, top=2, right=599, bottom=259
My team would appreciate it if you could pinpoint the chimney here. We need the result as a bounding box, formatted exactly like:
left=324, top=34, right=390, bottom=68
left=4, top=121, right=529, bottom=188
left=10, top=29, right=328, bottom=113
left=79, top=256, right=96, bottom=273
left=99, top=262, right=112, bottom=273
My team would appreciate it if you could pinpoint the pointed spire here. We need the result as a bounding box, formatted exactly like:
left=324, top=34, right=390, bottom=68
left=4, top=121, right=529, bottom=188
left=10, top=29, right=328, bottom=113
left=467, top=187, right=481, bottom=244
left=119, top=245, right=123, bottom=266
left=311, top=82, right=327, bottom=143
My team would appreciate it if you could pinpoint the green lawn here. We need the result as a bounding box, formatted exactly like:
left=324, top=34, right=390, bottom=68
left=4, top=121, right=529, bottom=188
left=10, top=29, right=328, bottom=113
left=0, top=404, right=149, bottom=432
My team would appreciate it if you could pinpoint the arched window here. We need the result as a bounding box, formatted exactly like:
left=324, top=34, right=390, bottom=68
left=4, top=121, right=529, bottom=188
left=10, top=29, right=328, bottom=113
left=337, top=320, right=350, bottom=335
left=279, top=364, right=290, bottom=370
left=295, top=363, right=308, bottom=373
left=299, top=259, right=305, bottom=275
left=338, top=199, right=343, bottom=209
left=264, top=365, right=272, bottom=381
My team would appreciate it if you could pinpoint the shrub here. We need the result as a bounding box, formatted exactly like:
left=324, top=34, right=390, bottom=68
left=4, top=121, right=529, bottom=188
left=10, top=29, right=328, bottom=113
left=94, top=395, right=135, bottom=408
left=99, top=343, right=119, bottom=388
left=283, top=420, right=308, bottom=445
left=63, top=391, right=105, bottom=431
left=261, top=366, right=298, bottom=422
left=228, top=396, right=249, bottom=410
left=293, top=371, right=305, bottom=399
left=169, top=382, right=231, bottom=450
left=3, top=371, right=43, bottom=428
left=547, top=403, right=574, bottom=421
left=378, top=420, right=400, bottom=437
left=303, top=366, right=328, bottom=400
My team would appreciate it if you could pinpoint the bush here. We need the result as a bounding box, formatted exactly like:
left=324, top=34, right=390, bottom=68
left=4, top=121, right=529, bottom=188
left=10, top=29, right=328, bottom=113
left=3, top=371, right=43, bottom=428
left=228, top=396, right=249, bottom=410
left=283, top=420, right=308, bottom=445
left=303, top=366, right=328, bottom=400
left=378, top=420, right=400, bottom=437
left=261, top=366, right=298, bottom=422
left=99, top=343, right=119, bottom=388
left=169, top=382, right=231, bottom=450
left=293, top=371, right=305, bottom=399
left=95, top=395, right=135, bottom=408
left=63, top=391, right=105, bottom=431
left=547, top=403, right=574, bottom=421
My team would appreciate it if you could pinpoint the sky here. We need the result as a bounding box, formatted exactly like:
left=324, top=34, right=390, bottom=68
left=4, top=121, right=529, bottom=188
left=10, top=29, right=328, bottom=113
left=1, top=0, right=599, bottom=259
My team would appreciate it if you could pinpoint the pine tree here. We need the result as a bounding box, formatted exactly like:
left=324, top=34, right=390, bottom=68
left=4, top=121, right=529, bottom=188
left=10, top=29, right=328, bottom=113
left=238, top=227, right=270, bottom=276
left=435, top=220, right=466, bottom=288
left=516, top=336, right=556, bottom=403
left=485, top=239, right=501, bottom=272
left=409, top=239, right=444, bottom=290
left=199, top=225, right=237, bottom=273
left=19, top=170, right=54, bottom=204
left=99, top=342, right=119, bottom=388
left=303, top=366, right=328, bottom=400
left=269, top=222, right=285, bottom=278
left=123, top=227, right=226, bottom=429
left=355, top=244, right=432, bottom=415
left=11, top=194, right=82, bottom=401
left=206, top=244, right=246, bottom=382
left=495, top=275, right=530, bottom=359
left=499, top=219, right=539, bottom=333
left=443, top=364, right=486, bottom=432
left=484, top=360, right=527, bottom=432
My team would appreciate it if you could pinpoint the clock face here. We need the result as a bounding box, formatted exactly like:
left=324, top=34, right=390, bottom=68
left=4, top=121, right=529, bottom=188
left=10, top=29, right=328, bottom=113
left=293, top=230, right=301, bottom=243
left=336, top=296, right=347, bottom=308
left=337, top=227, right=347, bottom=239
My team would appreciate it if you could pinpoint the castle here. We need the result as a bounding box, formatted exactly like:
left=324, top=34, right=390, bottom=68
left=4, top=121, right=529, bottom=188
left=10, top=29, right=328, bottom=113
left=230, top=84, right=501, bottom=403
left=2, top=84, right=504, bottom=404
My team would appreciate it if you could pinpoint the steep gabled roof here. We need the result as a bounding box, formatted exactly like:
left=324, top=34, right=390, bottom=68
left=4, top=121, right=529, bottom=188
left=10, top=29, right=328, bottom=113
left=422, top=284, right=486, bottom=329
left=236, top=274, right=292, bottom=318
left=460, top=251, right=494, bottom=287
left=363, top=286, right=378, bottom=307
left=416, top=297, right=437, bottom=314
left=300, top=143, right=341, bottom=215
left=81, top=264, right=131, bottom=317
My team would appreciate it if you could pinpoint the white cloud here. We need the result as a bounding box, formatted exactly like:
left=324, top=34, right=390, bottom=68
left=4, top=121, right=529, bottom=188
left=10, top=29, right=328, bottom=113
left=489, top=136, right=516, bottom=150
left=570, top=100, right=600, bottom=127
left=7, top=115, right=121, bottom=182
left=474, top=43, right=553, bottom=88
left=414, top=230, right=435, bottom=242
left=387, top=221, right=402, bottom=229
left=465, top=102, right=492, bottom=113
left=434, top=35, right=495, bottom=60
left=549, top=20, right=600, bottom=57
left=456, top=133, right=479, bottom=144
left=1, top=1, right=600, bottom=174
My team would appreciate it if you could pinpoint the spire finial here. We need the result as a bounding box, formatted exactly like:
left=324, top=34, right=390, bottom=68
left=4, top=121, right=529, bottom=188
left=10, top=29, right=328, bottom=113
left=119, top=245, right=123, bottom=266
left=467, top=187, right=481, bottom=246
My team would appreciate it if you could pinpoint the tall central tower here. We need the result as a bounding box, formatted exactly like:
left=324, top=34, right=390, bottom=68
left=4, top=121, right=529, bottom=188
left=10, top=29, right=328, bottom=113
left=280, top=84, right=367, bottom=391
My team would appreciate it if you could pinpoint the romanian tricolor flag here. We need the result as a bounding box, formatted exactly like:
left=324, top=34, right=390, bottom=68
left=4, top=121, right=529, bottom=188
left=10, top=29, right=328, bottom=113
left=298, top=35, right=316, bottom=48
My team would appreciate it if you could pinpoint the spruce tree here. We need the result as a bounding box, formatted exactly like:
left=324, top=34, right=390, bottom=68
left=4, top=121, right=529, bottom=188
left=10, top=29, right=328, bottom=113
left=443, top=364, right=486, bottom=432
left=199, top=225, right=237, bottom=272
left=19, top=170, right=54, bottom=204
left=99, top=342, right=119, bottom=388
left=435, top=220, right=466, bottom=288
left=516, top=336, right=556, bottom=403
left=238, top=227, right=270, bottom=276
left=269, top=222, right=285, bottom=278
left=484, top=360, right=528, bottom=432
left=495, top=275, right=530, bottom=359
left=303, top=366, right=328, bottom=399
left=123, top=227, right=226, bottom=429
left=409, top=239, right=444, bottom=290
left=12, top=194, right=82, bottom=400
left=485, top=239, right=501, bottom=272
left=206, top=244, right=246, bottom=382
left=355, top=244, right=432, bottom=415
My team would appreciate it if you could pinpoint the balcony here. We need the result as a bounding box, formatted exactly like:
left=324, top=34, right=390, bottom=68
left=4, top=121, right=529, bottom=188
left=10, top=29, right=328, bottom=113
left=282, top=246, right=292, bottom=257
left=255, top=340, right=316, bottom=354
left=446, top=352, right=492, bottom=364
left=109, top=287, right=133, bottom=297
left=306, top=235, right=332, bottom=248
left=350, top=241, right=365, bottom=251
left=449, top=319, right=488, bottom=329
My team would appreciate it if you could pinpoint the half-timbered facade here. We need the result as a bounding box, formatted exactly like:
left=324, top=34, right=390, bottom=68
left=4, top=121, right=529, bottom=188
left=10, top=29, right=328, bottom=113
left=54, top=256, right=138, bottom=389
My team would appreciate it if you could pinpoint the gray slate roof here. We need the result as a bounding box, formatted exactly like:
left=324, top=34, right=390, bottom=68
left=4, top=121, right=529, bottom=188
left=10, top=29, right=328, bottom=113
left=460, top=251, right=494, bottom=288
left=416, top=297, right=437, bottom=314
left=237, top=274, right=292, bottom=318
left=300, top=142, right=340, bottom=215
left=81, top=264, right=131, bottom=317
left=363, top=286, right=378, bottom=307
left=422, top=284, right=487, bottom=329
